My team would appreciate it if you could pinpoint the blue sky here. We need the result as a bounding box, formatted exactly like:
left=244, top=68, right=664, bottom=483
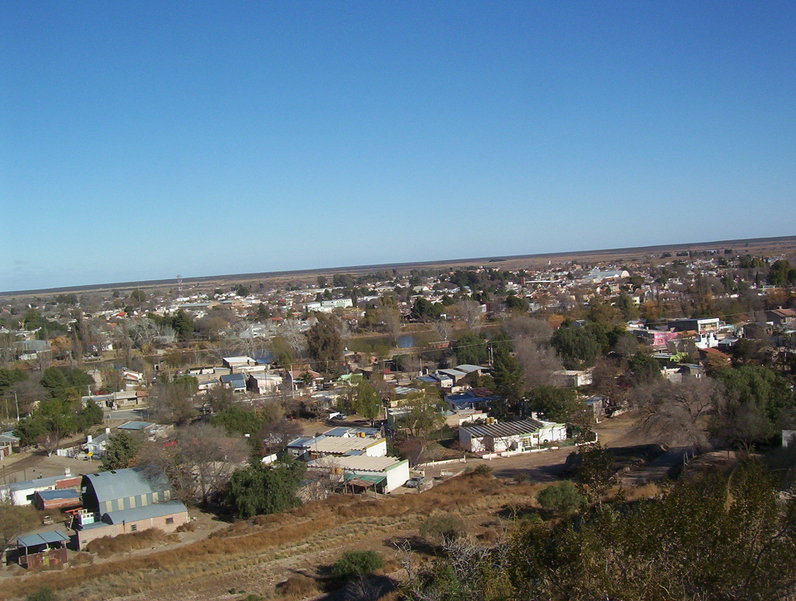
left=1, top=1, right=794, bottom=291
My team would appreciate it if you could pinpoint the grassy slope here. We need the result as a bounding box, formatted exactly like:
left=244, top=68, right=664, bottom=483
left=2, top=474, right=546, bottom=601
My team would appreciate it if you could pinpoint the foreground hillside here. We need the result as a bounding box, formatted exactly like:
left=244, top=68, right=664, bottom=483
left=1, top=473, right=541, bottom=601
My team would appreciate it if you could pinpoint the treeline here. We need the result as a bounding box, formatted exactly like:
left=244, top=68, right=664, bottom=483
left=13, top=366, right=103, bottom=451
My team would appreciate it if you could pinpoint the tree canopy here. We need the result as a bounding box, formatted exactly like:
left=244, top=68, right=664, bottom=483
left=100, top=431, right=143, bottom=470
left=226, top=457, right=306, bottom=518
left=527, top=386, right=583, bottom=424
left=306, top=313, right=343, bottom=368
left=551, top=324, right=602, bottom=370
left=453, top=332, right=489, bottom=366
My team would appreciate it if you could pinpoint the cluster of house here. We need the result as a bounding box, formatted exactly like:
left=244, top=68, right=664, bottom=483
left=2, top=467, right=188, bottom=568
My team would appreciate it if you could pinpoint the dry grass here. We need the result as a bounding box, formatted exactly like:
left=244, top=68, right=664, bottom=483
left=85, top=528, right=179, bottom=558
left=275, top=574, right=318, bottom=599
left=175, top=520, right=197, bottom=533
left=620, top=482, right=663, bottom=501
left=0, top=473, right=540, bottom=601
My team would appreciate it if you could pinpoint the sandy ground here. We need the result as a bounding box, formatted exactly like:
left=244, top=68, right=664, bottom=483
left=0, top=451, right=99, bottom=486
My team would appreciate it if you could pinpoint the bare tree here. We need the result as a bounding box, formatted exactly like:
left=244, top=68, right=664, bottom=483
left=141, top=423, right=249, bottom=506
left=505, top=317, right=561, bottom=390
left=591, top=356, right=627, bottom=409
left=632, top=379, right=720, bottom=450
left=503, top=316, right=552, bottom=341
left=514, top=337, right=563, bottom=390
left=376, top=306, right=402, bottom=344
left=454, top=299, right=482, bottom=329
left=433, top=320, right=453, bottom=343
left=259, top=416, right=303, bottom=454
left=280, top=319, right=308, bottom=357
left=151, top=378, right=198, bottom=425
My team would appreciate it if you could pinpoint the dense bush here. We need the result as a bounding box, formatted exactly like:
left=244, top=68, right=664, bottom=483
left=331, top=550, right=384, bottom=580
left=536, top=481, right=585, bottom=515
left=420, top=514, right=466, bottom=544
left=404, top=461, right=796, bottom=601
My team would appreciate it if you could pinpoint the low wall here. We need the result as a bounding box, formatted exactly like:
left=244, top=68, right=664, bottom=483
left=416, top=457, right=468, bottom=468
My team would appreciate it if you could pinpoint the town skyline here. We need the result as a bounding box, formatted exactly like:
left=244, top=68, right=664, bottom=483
left=1, top=234, right=793, bottom=296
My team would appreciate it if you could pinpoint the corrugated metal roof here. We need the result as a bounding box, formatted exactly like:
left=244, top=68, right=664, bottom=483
left=311, top=455, right=405, bottom=472
left=118, top=421, right=154, bottom=431
left=288, top=435, right=325, bottom=447
left=462, top=419, right=547, bottom=438
left=292, top=436, right=383, bottom=454
left=103, top=500, right=187, bottom=524
left=438, top=369, right=467, bottom=378
left=9, top=475, right=65, bottom=492
left=455, top=364, right=488, bottom=373
left=84, top=467, right=170, bottom=505
left=323, top=427, right=351, bottom=437
left=37, top=489, right=80, bottom=500
left=17, top=530, right=70, bottom=547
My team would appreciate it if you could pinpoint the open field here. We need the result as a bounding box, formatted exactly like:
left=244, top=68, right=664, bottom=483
left=3, top=235, right=794, bottom=297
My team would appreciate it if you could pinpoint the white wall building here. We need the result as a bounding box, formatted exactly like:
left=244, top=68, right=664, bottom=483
left=309, top=455, right=410, bottom=493
left=459, top=418, right=567, bottom=454
left=287, top=435, right=387, bottom=459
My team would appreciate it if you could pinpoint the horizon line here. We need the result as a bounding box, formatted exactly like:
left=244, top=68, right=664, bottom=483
left=2, top=234, right=794, bottom=297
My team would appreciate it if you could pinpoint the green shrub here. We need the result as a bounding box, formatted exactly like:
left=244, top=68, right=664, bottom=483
left=536, top=481, right=586, bottom=515
left=331, top=550, right=385, bottom=580
left=420, top=513, right=466, bottom=543
left=472, top=464, right=493, bottom=476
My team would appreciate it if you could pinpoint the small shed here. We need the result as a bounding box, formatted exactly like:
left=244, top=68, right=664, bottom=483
left=16, top=530, right=70, bottom=569
left=35, top=489, right=82, bottom=511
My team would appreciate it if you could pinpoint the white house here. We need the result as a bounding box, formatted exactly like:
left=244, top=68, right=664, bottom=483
left=246, top=373, right=283, bottom=394
left=287, top=435, right=387, bottom=460
left=553, top=369, right=593, bottom=387
left=459, top=418, right=567, bottom=454
left=222, top=356, right=257, bottom=372
left=308, top=455, right=410, bottom=493
left=3, top=473, right=82, bottom=506
left=85, top=428, right=113, bottom=458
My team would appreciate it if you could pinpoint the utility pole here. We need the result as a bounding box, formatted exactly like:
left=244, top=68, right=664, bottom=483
left=14, top=391, right=19, bottom=422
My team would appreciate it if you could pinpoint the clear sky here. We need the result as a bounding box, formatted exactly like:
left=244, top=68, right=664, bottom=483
left=1, top=1, right=794, bottom=291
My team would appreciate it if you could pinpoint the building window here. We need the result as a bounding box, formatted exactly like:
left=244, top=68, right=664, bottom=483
left=130, top=525, right=137, bottom=532
left=165, top=517, right=174, bottom=525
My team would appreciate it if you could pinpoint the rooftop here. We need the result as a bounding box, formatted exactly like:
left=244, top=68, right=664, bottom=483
left=118, top=421, right=154, bottom=431
left=310, top=455, right=406, bottom=472
left=103, top=500, right=187, bottom=525
left=17, top=530, right=70, bottom=548
left=37, top=489, right=81, bottom=500
left=84, top=467, right=170, bottom=504
left=461, top=418, right=553, bottom=438
left=9, top=475, right=71, bottom=493
left=289, top=436, right=384, bottom=455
